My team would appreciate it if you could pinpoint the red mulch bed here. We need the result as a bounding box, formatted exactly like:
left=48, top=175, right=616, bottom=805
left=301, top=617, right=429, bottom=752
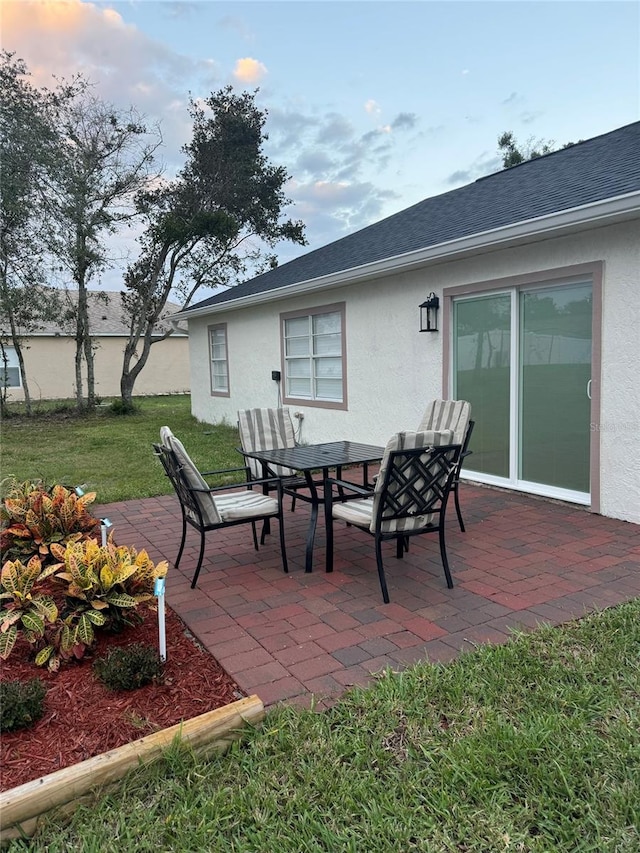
left=0, top=604, right=244, bottom=791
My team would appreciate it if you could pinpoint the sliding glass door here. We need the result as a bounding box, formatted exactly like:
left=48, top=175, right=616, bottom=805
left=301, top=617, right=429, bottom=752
left=453, top=280, right=592, bottom=502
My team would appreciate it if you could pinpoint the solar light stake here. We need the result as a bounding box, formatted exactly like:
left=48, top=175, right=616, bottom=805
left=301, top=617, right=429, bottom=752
left=100, top=518, right=113, bottom=547
left=154, top=577, right=167, bottom=662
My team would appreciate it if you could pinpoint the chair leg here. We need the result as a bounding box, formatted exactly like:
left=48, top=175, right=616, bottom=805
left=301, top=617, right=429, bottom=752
left=291, top=493, right=297, bottom=512
left=453, top=480, right=466, bottom=532
left=175, top=514, right=187, bottom=570
left=375, top=536, right=390, bottom=604
left=438, top=524, right=454, bottom=589
left=260, top=521, right=268, bottom=545
left=396, top=537, right=404, bottom=559
left=190, top=528, right=206, bottom=589
left=251, top=521, right=259, bottom=551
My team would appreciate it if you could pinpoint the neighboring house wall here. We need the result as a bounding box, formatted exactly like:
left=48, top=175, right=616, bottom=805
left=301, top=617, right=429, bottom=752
left=188, top=220, right=639, bottom=524
left=5, top=335, right=190, bottom=401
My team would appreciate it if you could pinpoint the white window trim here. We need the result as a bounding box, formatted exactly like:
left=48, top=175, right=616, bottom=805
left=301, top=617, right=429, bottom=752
left=208, top=323, right=230, bottom=397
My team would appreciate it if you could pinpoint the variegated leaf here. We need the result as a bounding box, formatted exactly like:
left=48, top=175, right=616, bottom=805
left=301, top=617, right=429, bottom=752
left=35, top=645, right=53, bottom=666
left=0, top=560, right=19, bottom=593
left=106, top=592, right=138, bottom=608
left=0, top=625, right=17, bottom=659
left=21, top=611, right=45, bottom=637
left=84, top=609, right=107, bottom=626
left=76, top=614, right=95, bottom=646
left=35, top=596, right=59, bottom=623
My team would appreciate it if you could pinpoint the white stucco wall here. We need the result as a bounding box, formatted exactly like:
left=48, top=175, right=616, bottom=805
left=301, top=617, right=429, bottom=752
left=6, top=335, right=190, bottom=402
left=188, top=220, right=639, bottom=523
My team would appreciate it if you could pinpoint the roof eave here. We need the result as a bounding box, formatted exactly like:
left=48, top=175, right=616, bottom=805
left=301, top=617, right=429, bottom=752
left=175, top=191, right=640, bottom=321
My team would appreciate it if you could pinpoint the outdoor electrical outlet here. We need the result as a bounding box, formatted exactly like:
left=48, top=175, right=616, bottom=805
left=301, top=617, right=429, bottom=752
left=271, top=370, right=281, bottom=382
left=294, top=411, right=304, bottom=419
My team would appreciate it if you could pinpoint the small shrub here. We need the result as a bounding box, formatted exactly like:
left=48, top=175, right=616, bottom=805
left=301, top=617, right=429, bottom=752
left=93, top=643, right=163, bottom=691
left=0, top=678, right=47, bottom=732
left=109, top=399, right=137, bottom=416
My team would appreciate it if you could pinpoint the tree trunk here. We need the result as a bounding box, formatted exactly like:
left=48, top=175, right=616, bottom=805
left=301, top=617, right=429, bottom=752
left=120, top=326, right=157, bottom=412
left=84, top=332, right=96, bottom=408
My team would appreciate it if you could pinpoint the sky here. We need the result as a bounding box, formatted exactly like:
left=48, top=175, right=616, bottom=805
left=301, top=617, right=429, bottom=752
left=2, top=0, right=639, bottom=294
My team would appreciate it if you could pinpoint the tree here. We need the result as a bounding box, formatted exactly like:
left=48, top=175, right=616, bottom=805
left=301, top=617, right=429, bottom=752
left=46, top=93, right=162, bottom=410
left=119, top=87, right=306, bottom=410
left=0, top=52, right=67, bottom=415
left=498, top=131, right=579, bottom=169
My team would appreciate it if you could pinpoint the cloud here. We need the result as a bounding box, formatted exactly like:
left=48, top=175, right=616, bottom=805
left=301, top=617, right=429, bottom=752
left=1, top=0, right=218, bottom=168
left=445, top=152, right=502, bottom=186
left=391, top=112, right=418, bottom=131
left=502, top=91, right=526, bottom=109
left=1, top=1, right=423, bottom=276
left=218, top=15, right=256, bottom=42
left=315, top=113, right=355, bottom=145
left=233, top=57, right=267, bottom=84
left=284, top=178, right=398, bottom=251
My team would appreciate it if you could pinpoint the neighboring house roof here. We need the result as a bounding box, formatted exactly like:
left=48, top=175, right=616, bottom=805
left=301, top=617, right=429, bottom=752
left=180, top=121, right=640, bottom=317
left=24, top=291, right=187, bottom=337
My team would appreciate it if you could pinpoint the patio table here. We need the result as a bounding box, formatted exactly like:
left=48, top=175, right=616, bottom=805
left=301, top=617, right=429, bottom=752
left=241, top=440, right=385, bottom=572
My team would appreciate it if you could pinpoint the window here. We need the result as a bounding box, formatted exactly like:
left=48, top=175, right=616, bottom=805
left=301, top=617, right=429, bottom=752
left=0, top=346, right=21, bottom=388
left=281, top=303, right=346, bottom=408
left=208, top=324, right=229, bottom=396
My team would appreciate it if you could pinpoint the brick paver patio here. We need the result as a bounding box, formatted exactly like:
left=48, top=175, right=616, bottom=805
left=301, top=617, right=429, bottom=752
left=96, top=484, right=640, bottom=709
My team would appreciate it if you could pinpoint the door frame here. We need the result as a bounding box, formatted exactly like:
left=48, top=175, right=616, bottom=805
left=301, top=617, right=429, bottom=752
left=442, top=262, right=603, bottom=513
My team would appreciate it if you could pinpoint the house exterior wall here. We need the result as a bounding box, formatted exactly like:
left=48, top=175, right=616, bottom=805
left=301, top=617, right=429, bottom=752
left=188, top=220, right=639, bottom=523
left=5, top=335, right=190, bottom=402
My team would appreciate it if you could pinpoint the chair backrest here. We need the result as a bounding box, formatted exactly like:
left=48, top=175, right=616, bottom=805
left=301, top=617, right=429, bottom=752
left=371, top=429, right=460, bottom=535
left=156, top=427, right=221, bottom=525
left=237, top=407, right=297, bottom=479
left=418, top=400, right=471, bottom=446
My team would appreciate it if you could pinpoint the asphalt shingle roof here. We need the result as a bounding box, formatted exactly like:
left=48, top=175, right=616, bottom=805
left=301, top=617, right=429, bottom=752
left=30, top=291, right=186, bottom=336
left=187, top=121, right=640, bottom=313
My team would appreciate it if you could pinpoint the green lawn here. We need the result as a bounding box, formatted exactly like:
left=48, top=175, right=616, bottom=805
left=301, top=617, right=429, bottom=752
left=1, top=395, right=240, bottom=504
left=16, top=599, right=640, bottom=852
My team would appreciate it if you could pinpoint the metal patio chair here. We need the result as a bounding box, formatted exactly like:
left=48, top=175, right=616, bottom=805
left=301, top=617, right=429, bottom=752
left=237, top=407, right=312, bottom=510
left=324, top=429, right=460, bottom=603
left=155, top=427, right=288, bottom=589
left=418, top=399, right=474, bottom=531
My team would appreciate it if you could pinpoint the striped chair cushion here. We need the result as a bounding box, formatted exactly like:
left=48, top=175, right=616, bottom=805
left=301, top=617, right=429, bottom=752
left=418, top=400, right=471, bottom=445
left=332, top=430, right=455, bottom=534
left=214, top=491, right=279, bottom=521
left=160, top=427, right=221, bottom=525
left=372, top=429, right=455, bottom=535
left=332, top=497, right=375, bottom=528
left=238, top=408, right=298, bottom=479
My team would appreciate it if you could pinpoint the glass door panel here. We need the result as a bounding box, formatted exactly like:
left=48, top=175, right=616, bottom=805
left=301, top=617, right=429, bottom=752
left=519, top=283, right=592, bottom=492
left=454, top=294, right=511, bottom=477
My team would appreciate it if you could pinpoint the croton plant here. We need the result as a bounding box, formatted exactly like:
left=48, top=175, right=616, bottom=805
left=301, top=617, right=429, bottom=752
left=0, top=479, right=101, bottom=562
left=0, top=479, right=168, bottom=671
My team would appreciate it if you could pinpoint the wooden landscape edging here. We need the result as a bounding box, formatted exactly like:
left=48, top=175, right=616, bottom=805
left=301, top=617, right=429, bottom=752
left=0, top=694, right=264, bottom=844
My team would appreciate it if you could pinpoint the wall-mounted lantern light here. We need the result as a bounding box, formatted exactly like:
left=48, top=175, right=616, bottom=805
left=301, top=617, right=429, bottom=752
left=419, top=293, right=440, bottom=332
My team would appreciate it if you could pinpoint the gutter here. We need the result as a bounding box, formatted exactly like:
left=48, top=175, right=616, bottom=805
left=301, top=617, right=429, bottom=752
left=173, top=190, right=640, bottom=320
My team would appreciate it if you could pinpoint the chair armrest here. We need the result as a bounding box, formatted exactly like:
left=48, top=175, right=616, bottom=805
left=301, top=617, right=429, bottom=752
left=325, top=477, right=374, bottom=498
left=192, top=475, right=284, bottom=496
left=201, top=465, right=252, bottom=478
